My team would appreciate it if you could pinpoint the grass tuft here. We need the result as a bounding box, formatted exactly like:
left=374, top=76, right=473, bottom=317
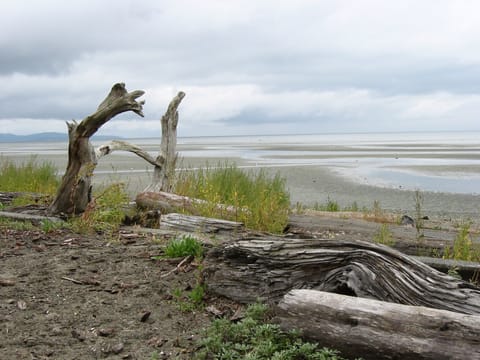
left=175, top=163, right=290, bottom=233
left=163, top=235, right=204, bottom=258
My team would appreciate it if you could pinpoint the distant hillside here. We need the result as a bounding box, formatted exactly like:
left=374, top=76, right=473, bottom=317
left=0, top=132, right=121, bottom=142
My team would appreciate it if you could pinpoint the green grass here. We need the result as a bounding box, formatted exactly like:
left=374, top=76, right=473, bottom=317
left=0, top=156, right=59, bottom=205
left=175, top=163, right=290, bottom=233
left=163, top=235, right=204, bottom=258
left=195, top=302, right=353, bottom=360
left=444, top=222, right=480, bottom=262
left=313, top=197, right=340, bottom=212
left=373, top=223, right=395, bottom=246
left=69, top=182, right=130, bottom=235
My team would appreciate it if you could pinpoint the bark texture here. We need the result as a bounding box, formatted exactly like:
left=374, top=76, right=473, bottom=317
left=48, top=83, right=144, bottom=215
left=136, top=191, right=248, bottom=218
left=205, top=236, right=480, bottom=314
left=276, top=289, right=480, bottom=360
left=143, top=91, right=185, bottom=193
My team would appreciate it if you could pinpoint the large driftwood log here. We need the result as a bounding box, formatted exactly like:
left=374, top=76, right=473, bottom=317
left=275, top=289, right=480, bottom=360
left=205, top=236, right=480, bottom=314
left=136, top=191, right=247, bottom=218
left=160, top=213, right=243, bottom=233
left=48, top=83, right=144, bottom=215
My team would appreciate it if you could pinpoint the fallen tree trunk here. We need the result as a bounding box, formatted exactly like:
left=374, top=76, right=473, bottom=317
left=136, top=191, right=247, bottom=218
left=160, top=213, right=243, bottom=233
left=275, top=289, right=480, bottom=360
left=205, top=236, right=480, bottom=314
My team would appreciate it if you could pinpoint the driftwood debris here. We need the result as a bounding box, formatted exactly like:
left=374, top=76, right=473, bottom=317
left=275, top=289, right=480, bottom=360
left=160, top=213, right=243, bottom=233
left=205, top=236, right=480, bottom=314
left=143, top=91, right=185, bottom=193
left=48, top=83, right=145, bottom=215
left=136, top=191, right=247, bottom=218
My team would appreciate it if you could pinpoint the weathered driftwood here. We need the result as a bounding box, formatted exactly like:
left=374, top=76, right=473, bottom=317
left=414, top=255, right=480, bottom=282
left=48, top=83, right=145, bottom=215
left=275, top=289, right=480, bottom=360
left=0, top=211, right=62, bottom=224
left=143, top=91, right=185, bottom=193
left=160, top=213, right=243, bottom=233
left=136, top=191, right=246, bottom=218
left=95, top=140, right=162, bottom=167
left=205, top=236, right=480, bottom=314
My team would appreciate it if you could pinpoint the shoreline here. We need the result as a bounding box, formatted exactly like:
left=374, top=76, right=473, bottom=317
left=90, top=155, right=480, bottom=220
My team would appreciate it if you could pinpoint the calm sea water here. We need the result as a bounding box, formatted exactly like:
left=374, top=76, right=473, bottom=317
left=2, top=131, right=480, bottom=195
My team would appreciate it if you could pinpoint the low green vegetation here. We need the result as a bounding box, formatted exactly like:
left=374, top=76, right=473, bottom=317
left=444, top=222, right=480, bottom=262
left=373, top=223, right=395, bottom=246
left=70, top=183, right=130, bottom=235
left=163, top=235, right=204, bottom=258
left=196, top=302, right=352, bottom=360
left=0, top=156, right=59, bottom=206
left=172, top=283, right=206, bottom=312
left=175, top=163, right=290, bottom=233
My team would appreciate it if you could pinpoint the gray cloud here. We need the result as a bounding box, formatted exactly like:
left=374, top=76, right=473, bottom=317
left=2, top=0, right=480, bottom=136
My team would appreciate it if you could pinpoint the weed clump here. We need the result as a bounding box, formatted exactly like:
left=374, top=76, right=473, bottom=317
left=163, top=235, right=203, bottom=258
left=196, top=302, right=351, bottom=359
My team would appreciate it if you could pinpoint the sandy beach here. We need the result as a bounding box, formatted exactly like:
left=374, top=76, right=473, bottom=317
left=3, top=132, right=480, bottom=219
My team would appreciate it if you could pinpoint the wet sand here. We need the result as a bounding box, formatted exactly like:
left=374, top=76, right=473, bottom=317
left=90, top=153, right=480, bottom=220
left=3, top=139, right=480, bottom=219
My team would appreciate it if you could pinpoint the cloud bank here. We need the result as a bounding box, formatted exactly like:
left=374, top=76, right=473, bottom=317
left=2, top=0, right=480, bottom=137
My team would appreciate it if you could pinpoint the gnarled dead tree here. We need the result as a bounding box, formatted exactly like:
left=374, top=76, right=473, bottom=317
left=48, top=83, right=145, bottom=215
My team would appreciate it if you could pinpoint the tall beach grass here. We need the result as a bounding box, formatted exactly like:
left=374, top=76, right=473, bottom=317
left=174, top=163, right=290, bottom=233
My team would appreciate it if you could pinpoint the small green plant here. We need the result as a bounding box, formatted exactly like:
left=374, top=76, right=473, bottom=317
left=171, top=283, right=206, bottom=312
left=373, top=223, right=395, bottom=246
left=69, top=182, right=129, bottom=235
left=196, top=302, right=352, bottom=359
left=447, top=266, right=462, bottom=280
left=163, top=235, right=203, bottom=258
left=313, top=197, right=340, bottom=212
left=41, top=219, right=66, bottom=233
left=444, top=222, right=480, bottom=262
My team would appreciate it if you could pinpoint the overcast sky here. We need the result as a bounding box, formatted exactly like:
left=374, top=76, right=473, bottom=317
left=2, top=0, right=480, bottom=138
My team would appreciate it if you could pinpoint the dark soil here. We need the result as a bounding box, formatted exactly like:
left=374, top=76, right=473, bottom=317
left=0, top=227, right=239, bottom=360
left=1, top=207, right=478, bottom=359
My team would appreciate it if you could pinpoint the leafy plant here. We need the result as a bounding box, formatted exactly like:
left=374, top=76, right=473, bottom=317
left=163, top=235, right=203, bottom=258
left=175, top=163, right=290, bottom=233
left=196, top=302, right=352, bottom=360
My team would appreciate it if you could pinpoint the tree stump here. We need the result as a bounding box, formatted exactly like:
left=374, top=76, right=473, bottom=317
left=48, top=83, right=144, bottom=215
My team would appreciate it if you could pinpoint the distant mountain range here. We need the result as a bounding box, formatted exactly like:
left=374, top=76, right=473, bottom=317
left=0, top=132, right=121, bottom=142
